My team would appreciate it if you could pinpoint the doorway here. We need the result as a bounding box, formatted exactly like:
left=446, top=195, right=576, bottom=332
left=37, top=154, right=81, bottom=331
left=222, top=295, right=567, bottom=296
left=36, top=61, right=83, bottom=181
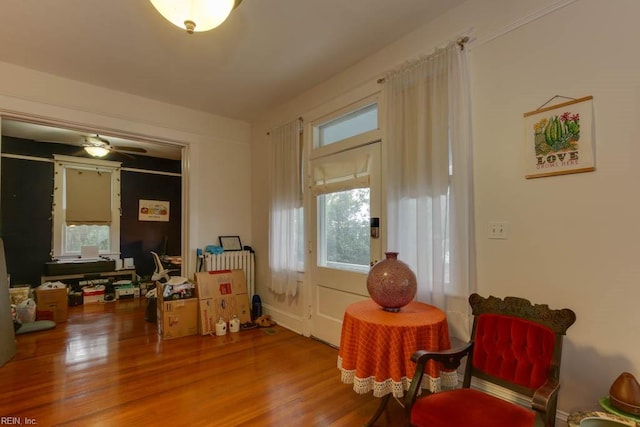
left=0, top=115, right=187, bottom=285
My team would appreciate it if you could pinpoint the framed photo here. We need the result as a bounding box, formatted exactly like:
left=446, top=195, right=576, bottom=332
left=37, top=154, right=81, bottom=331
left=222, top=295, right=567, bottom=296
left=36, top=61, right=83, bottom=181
left=219, top=235, right=242, bottom=251
left=138, top=199, right=170, bottom=222
left=523, top=96, right=595, bottom=179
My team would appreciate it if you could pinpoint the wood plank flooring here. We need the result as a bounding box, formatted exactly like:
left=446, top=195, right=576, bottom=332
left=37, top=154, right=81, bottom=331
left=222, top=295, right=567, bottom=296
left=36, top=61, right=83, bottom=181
left=1, top=299, right=406, bottom=426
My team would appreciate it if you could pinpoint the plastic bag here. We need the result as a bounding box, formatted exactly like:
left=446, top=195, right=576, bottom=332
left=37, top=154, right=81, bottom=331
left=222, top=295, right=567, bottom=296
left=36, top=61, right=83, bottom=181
left=16, top=298, right=37, bottom=323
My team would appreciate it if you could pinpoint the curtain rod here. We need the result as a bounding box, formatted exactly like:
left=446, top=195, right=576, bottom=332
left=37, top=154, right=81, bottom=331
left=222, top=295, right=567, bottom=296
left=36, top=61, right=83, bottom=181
left=266, top=116, right=303, bottom=136
left=376, top=36, right=470, bottom=84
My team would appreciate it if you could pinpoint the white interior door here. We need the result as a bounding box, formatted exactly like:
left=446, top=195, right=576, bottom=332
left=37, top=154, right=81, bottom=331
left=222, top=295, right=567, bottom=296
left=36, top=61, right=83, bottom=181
left=308, top=142, right=381, bottom=346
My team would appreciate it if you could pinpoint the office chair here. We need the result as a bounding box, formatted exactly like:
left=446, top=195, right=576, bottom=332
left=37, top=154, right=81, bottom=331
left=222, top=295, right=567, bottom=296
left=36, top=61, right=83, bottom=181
left=150, top=251, right=178, bottom=283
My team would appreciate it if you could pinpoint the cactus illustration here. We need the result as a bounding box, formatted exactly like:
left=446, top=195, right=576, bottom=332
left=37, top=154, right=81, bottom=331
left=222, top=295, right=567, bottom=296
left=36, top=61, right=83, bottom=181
left=534, top=112, right=580, bottom=155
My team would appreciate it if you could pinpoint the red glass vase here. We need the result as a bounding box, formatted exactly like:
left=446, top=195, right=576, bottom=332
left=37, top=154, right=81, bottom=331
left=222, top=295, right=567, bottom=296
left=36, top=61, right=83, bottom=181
left=366, top=252, right=417, bottom=312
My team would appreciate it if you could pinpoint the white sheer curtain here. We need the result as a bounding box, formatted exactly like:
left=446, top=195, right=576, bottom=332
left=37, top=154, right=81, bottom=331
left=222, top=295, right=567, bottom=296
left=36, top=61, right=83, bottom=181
left=268, top=119, right=302, bottom=296
left=383, top=41, right=476, bottom=341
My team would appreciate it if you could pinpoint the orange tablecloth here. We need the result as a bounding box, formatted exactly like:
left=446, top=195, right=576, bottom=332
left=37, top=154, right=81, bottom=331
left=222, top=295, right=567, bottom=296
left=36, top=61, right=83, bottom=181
left=337, top=299, right=456, bottom=398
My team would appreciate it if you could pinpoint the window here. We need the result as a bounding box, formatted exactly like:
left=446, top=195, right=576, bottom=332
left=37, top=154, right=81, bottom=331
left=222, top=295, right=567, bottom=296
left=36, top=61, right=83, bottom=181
left=65, top=225, right=110, bottom=252
left=317, top=188, right=370, bottom=272
left=52, top=155, right=121, bottom=259
left=317, top=103, right=378, bottom=147
left=310, top=96, right=380, bottom=273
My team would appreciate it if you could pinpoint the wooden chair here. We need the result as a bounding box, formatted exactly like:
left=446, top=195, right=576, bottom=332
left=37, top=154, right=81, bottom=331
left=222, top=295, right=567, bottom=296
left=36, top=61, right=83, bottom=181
left=404, top=293, right=576, bottom=427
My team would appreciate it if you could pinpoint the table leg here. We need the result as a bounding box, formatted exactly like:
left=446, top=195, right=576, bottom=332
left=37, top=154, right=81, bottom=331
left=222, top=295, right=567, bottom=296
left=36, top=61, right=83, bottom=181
left=364, top=393, right=391, bottom=427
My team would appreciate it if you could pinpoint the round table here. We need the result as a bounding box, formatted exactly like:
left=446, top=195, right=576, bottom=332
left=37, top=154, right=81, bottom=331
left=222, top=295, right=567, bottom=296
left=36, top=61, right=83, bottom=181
left=338, top=299, right=455, bottom=398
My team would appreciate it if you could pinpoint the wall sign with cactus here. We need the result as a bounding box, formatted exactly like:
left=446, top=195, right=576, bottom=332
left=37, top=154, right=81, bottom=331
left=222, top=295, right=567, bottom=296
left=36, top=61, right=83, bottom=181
left=523, top=95, right=594, bottom=179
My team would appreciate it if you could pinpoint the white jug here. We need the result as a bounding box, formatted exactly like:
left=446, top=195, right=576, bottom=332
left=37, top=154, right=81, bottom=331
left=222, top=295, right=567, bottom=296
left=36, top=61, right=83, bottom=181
left=229, top=315, right=240, bottom=333
left=215, top=318, right=227, bottom=336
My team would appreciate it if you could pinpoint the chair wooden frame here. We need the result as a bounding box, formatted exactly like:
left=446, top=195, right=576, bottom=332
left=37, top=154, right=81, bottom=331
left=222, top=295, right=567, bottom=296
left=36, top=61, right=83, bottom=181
left=403, top=293, right=576, bottom=427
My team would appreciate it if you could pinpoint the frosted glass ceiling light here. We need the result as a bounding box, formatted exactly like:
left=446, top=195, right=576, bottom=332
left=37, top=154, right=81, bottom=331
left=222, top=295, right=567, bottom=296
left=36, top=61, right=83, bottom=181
left=84, top=145, right=110, bottom=158
left=149, top=0, right=242, bottom=34
left=84, top=135, right=111, bottom=158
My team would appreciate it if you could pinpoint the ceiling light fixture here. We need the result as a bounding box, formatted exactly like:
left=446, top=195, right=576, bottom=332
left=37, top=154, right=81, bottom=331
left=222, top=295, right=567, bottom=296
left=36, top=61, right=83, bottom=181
left=149, top=0, right=242, bottom=34
left=84, top=135, right=111, bottom=158
left=84, top=145, right=110, bottom=158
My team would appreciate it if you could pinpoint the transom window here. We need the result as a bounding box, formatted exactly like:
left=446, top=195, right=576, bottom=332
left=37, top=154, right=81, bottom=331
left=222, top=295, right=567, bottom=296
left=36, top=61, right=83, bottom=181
left=315, top=103, right=378, bottom=148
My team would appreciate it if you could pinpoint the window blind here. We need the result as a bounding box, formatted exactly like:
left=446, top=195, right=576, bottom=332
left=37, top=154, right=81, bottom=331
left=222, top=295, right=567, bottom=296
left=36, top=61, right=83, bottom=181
left=65, top=168, right=112, bottom=224
left=310, top=148, right=371, bottom=196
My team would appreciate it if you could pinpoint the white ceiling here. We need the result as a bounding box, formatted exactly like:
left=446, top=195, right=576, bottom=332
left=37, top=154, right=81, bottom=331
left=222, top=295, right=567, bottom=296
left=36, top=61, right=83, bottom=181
left=0, top=0, right=465, bottom=158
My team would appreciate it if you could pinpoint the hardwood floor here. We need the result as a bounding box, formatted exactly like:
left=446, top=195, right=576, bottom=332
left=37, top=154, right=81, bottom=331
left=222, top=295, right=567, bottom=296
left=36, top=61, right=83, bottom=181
left=1, top=299, right=406, bottom=426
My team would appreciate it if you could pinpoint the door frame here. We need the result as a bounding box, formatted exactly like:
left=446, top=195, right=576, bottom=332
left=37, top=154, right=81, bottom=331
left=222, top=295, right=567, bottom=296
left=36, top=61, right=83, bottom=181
left=0, top=111, right=190, bottom=275
left=303, top=92, right=383, bottom=346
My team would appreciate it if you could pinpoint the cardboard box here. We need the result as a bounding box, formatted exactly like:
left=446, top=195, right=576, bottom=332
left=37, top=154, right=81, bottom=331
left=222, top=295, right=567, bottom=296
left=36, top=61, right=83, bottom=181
left=195, top=269, right=248, bottom=299
left=235, top=293, right=251, bottom=322
left=198, top=298, right=216, bottom=335
left=35, top=287, right=68, bottom=323
left=9, top=286, right=31, bottom=305
left=157, top=283, right=198, bottom=339
left=83, top=287, right=105, bottom=304
left=194, top=270, right=251, bottom=335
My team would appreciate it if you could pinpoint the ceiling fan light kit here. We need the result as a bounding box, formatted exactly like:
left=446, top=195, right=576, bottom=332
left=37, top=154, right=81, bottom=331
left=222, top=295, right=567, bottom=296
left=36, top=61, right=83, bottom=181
left=84, top=135, right=111, bottom=157
left=84, top=145, right=110, bottom=158
left=82, top=135, right=147, bottom=159
left=149, top=0, right=242, bottom=34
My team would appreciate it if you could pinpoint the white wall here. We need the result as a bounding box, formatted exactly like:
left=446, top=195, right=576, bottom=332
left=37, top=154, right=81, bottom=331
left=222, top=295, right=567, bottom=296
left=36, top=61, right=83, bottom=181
left=0, top=61, right=252, bottom=276
left=472, top=0, right=640, bottom=415
left=251, top=0, right=640, bottom=418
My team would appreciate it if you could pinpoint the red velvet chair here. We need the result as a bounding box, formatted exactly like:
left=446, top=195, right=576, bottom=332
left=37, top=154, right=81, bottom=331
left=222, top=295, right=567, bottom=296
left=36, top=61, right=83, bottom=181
left=404, top=293, right=576, bottom=427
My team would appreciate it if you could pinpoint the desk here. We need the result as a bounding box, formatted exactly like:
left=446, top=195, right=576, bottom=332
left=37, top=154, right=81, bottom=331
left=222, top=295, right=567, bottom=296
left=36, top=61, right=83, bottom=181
left=161, top=255, right=182, bottom=265
left=41, top=269, right=136, bottom=284
left=338, top=300, right=457, bottom=424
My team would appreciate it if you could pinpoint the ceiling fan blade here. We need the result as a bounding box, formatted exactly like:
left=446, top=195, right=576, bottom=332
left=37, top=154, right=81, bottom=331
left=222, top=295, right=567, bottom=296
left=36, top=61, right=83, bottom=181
left=113, top=145, right=147, bottom=154
left=113, top=150, right=137, bottom=160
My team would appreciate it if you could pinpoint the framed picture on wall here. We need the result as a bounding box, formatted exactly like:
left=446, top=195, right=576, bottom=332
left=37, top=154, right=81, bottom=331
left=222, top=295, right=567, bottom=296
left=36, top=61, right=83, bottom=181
left=139, top=199, right=170, bottom=222
left=219, top=235, right=242, bottom=251
left=523, top=95, right=595, bottom=179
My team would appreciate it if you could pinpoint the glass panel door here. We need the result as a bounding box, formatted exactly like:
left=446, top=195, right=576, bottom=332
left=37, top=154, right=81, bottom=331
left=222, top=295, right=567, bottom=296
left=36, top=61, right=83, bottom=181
left=309, top=142, right=380, bottom=346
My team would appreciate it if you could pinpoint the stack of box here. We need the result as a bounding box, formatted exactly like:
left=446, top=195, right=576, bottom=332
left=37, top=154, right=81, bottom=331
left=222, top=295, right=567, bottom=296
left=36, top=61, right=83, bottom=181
left=156, top=282, right=198, bottom=339
left=194, top=270, right=251, bottom=335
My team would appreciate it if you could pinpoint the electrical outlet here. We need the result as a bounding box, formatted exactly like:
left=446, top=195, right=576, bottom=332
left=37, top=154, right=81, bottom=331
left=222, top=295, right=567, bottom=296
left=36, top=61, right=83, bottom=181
left=488, top=221, right=508, bottom=239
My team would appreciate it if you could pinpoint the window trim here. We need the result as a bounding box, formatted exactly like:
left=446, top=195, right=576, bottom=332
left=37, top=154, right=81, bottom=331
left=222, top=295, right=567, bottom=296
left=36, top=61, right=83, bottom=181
left=52, top=154, right=122, bottom=260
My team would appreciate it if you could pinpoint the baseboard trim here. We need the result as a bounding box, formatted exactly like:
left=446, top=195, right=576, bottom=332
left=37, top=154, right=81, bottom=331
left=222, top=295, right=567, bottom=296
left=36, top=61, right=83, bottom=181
left=261, top=302, right=307, bottom=336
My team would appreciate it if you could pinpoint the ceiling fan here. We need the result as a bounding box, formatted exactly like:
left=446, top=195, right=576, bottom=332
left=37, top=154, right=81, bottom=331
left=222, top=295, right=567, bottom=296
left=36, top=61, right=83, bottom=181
left=82, top=134, right=147, bottom=158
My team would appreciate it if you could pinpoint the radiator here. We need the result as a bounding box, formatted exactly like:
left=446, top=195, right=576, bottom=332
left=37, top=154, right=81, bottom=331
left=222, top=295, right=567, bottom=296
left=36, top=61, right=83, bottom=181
left=204, top=250, right=255, bottom=296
